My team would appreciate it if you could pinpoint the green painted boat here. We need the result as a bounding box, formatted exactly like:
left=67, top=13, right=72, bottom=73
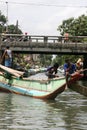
left=0, top=72, right=83, bottom=100
left=0, top=64, right=84, bottom=100
left=0, top=74, right=66, bottom=99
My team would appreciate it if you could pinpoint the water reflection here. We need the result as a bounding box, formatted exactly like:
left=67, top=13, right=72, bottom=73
left=0, top=89, right=87, bottom=130
left=0, top=93, right=13, bottom=129
left=45, top=90, right=87, bottom=130
left=0, top=72, right=87, bottom=130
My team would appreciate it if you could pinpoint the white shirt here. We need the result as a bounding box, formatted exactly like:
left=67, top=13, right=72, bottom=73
left=6, top=49, right=12, bottom=58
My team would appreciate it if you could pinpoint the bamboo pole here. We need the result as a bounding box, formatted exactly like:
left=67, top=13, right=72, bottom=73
left=0, top=64, right=24, bottom=78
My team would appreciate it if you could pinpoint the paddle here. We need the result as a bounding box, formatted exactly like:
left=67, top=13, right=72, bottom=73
left=11, top=69, right=24, bottom=75
left=0, top=64, right=24, bottom=78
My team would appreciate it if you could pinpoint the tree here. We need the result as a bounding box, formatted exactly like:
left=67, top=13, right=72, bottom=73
left=0, top=11, right=7, bottom=33
left=0, top=10, right=22, bottom=34
left=57, top=14, right=87, bottom=36
left=39, top=54, right=52, bottom=67
left=54, top=54, right=83, bottom=66
left=56, top=14, right=86, bottom=63
left=8, top=24, right=22, bottom=34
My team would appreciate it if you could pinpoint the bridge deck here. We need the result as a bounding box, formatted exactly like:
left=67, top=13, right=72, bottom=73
left=0, top=34, right=87, bottom=54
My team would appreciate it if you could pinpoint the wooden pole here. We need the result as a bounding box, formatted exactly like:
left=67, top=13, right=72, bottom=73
left=0, top=64, right=24, bottom=77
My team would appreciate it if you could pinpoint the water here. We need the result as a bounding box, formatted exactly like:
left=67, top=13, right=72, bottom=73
left=0, top=73, right=87, bottom=130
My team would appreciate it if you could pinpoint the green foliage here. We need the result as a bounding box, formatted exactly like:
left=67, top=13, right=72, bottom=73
left=39, top=54, right=52, bottom=66
left=57, top=14, right=87, bottom=36
left=0, top=11, right=7, bottom=33
left=54, top=55, right=83, bottom=65
left=0, top=11, right=7, bottom=25
left=8, top=24, right=22, bottom=34
left=0, top=10, right=22, bottom=34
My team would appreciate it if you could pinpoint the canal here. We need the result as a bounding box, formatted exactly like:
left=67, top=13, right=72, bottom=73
left=0, top=73, right=87, bottom=130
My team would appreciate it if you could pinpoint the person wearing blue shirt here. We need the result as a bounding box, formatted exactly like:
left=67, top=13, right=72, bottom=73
left=64, top=59, right=76, bottom=79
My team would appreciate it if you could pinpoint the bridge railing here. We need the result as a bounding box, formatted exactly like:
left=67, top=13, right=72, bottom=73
left=0, top=33, right=87, bottom=42
left=0, top=34, right=63, bottom=43
left=0, top=34, right=87, bottom=53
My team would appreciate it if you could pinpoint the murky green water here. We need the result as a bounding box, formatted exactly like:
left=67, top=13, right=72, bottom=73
left=0, top=88, right=87, bottom=130
left=0, top=73, right=87, bottom=130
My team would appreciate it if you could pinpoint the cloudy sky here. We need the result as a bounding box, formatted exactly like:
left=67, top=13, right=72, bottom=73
left=0, top=0, right=87, bottom=35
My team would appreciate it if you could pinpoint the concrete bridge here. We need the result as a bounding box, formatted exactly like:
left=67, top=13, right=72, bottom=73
left=0, top=34, right=87, bottom=54
left=0, top=34, right=87, bottom=73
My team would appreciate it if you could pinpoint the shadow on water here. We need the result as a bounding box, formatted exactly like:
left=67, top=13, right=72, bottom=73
left=44, top=89, right=87, bottom=130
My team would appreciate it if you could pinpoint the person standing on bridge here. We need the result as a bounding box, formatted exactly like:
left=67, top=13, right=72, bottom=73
left=1, top=46, right=12, bottom=68
left=64, top=32, right=69, bottom=43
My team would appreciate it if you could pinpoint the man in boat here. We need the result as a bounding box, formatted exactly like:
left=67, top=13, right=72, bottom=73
left=63, top=59, right=76, bottom=80
left=45, top=63, right=59, bottom=79
left=76, top=58, right=83, bottom=70
left=1, top=46, right=12, bottom=68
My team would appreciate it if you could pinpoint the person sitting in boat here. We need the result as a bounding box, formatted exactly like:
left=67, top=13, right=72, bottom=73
left=76, top=58, right=83, bottom=70
left=63, top=59, right=76, bottom=79
left=1, top=46, right=12, bottom=68
left=45, top=63, right=59, bottom=79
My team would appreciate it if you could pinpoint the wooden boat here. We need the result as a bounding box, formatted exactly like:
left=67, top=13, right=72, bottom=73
left=0, top=64, right=84, bottom=100
left=67, top=69, right=87, bottom=97
left=68, top=80, right=87, bottom=97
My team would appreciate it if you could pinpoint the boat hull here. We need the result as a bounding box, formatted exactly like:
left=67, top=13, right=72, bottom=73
left=0, top=75, right=66, bottom=100
left=68, top=81, right=87, bottom=97
left=0, top=72, right=84, bottom=99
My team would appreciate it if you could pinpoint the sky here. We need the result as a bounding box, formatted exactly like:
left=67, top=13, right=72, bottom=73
left=0, top=0, right=87, bottom=36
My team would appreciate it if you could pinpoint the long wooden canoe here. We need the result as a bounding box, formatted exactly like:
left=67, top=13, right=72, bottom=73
left=0, top=72, right=84, bottom=100
left=68, top=80, right=87, bottom=97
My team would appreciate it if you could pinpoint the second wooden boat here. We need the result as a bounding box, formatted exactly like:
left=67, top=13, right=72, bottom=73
left=68, top=80, right=87, bottom=97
